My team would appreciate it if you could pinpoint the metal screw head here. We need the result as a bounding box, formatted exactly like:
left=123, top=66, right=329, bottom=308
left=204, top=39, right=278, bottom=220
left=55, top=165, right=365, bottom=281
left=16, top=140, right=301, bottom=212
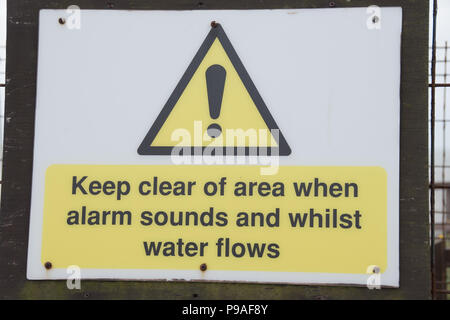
left=329, top=1, right=336, bottom=7
left=200, top=263, right=207, bottom=271
left=58, top=18, right=66, bottom=25
left=210, top=21, right=218, bottom=28
left=44, top=261, right=52, bottom=270
left=373, top=266, right=380, bottom=274
left=372, top=16, right=380, bottom=24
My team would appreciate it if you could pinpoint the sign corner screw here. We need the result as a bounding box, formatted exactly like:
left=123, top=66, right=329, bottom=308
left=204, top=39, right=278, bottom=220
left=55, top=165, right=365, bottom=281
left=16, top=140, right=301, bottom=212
left=44, top=261, right=52, bottom=270
left=200, top=263, right=207, bottom=271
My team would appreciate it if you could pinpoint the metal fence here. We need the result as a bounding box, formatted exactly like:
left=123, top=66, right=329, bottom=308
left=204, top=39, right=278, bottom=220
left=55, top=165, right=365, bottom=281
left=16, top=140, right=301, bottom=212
left=0, top=2, right=446, bottom=299
left=430, top=0, right=450, bottom=300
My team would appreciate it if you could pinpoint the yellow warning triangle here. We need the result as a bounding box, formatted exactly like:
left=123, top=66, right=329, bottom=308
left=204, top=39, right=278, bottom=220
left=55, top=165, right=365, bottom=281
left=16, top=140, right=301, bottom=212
left=138, top=23, right=290, bottom=156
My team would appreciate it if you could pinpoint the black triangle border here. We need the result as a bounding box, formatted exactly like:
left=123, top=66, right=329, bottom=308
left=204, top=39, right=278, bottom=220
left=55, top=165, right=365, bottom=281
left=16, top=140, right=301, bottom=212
left=138, top=24, right=291, bottom=156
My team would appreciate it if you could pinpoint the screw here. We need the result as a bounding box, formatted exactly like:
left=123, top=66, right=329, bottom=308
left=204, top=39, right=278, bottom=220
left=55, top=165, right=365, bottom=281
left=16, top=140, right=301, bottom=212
left=373, top=266, right=380, bottom=273
left=372, top=16, right=379, bottom=24
left=329, top=1, right=336, bottom=7
left=210, top=21, right=218, bottom=28
left=44, top=261, right=52, bottom=270
left=200, top=263, right=207, bottom=271
left=58, top=18, right=66, bottom=25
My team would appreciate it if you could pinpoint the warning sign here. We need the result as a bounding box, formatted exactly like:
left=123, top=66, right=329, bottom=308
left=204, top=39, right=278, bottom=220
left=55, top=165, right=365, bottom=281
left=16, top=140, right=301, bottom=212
left=42, top=165, right=387, bottom=274
left=138, top=23, right=290, bottom=156
left=27, top=8, right=402, bottom=287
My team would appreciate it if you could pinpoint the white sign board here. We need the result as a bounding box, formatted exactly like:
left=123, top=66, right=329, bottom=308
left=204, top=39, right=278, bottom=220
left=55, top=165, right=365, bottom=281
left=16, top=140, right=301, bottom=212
left=27, top=8, right=401, bottom=287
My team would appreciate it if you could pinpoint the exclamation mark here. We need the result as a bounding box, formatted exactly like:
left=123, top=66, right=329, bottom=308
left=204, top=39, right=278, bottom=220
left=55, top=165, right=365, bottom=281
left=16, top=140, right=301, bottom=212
left=206, top=64, right=226, bottom=138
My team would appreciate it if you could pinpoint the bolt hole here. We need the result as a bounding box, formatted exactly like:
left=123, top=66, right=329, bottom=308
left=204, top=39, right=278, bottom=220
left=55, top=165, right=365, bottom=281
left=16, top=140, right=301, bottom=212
left=210, top=21, right=218, bottom=28
left=372, top=16, right=379, bottom=24
left=44, top=261, right=52, bottom=270
left=58, top=18, right=65, bottom=25
left=200, top=263, right=207, bottom=271
left=198, top=1, right=204, bottom=7
left=193, top=293, right=199, bottom=298
left=329, top=1, right=336, bottom=7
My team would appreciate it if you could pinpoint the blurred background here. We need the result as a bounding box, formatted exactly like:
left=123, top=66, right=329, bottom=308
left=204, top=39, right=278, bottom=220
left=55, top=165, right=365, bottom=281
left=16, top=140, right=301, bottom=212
left=0, top=0, right=5, bottom=181
left=429, top=0, right=450, bottom=300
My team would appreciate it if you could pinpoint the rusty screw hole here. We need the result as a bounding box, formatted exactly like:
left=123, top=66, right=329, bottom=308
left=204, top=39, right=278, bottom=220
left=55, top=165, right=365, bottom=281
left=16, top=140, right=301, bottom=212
left=200, top=263, right=207, bottom=271
left=329, top=1, right=336, bottom=7
left=44, top=261, right=52, bottom=270
left=210, top=21, right=218, bottom=28
left=58, top=18, right=66, bottom=25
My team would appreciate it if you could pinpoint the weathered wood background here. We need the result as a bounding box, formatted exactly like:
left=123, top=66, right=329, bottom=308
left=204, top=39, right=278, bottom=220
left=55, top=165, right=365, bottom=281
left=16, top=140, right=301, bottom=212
left=0, top=0, right=430, bottom=299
